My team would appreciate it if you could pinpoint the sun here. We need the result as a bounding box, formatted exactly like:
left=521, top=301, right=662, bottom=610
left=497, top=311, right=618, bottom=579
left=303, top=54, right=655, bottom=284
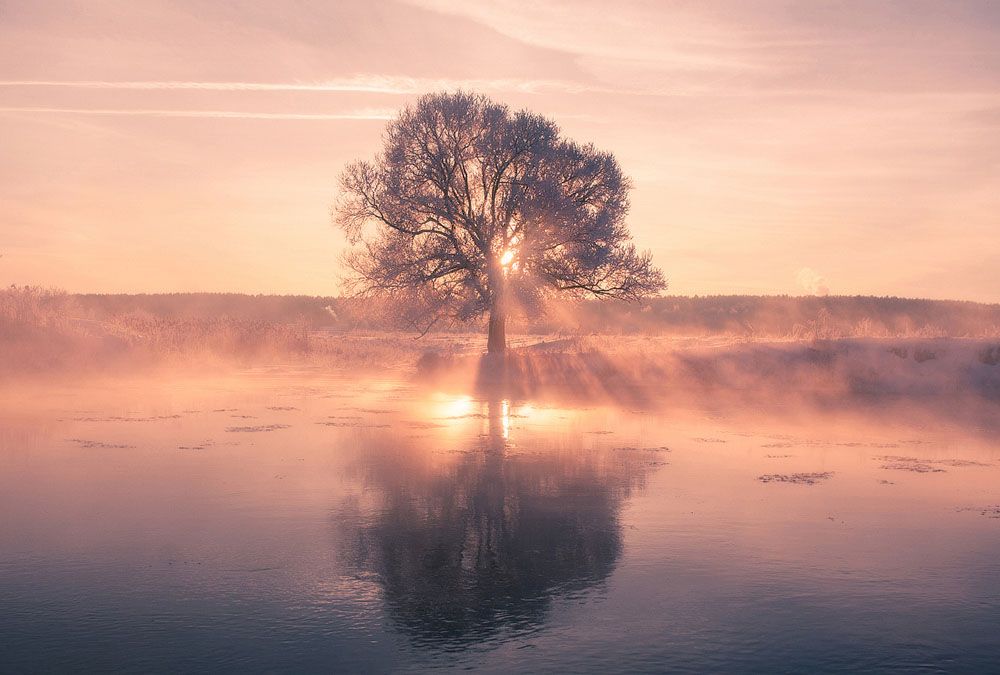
left=499, top=249, right=515, bottom=268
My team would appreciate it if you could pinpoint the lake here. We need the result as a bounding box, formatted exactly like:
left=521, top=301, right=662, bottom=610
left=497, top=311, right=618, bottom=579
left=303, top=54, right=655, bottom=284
left=2, top=370, right=999, bottom=672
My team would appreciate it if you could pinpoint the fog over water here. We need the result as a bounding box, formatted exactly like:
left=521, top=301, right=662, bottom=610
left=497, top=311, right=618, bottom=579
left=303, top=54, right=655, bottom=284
left=4, top=1, right=1000, bottom=670
left=2, top=366, right=999, bottom=672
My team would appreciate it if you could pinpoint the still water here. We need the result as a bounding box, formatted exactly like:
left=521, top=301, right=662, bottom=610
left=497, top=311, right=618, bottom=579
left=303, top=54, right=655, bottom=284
left=2, top=372, right=999, bottom=672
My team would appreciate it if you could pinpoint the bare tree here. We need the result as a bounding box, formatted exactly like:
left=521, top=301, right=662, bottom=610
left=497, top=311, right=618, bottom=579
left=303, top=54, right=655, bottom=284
left=334, top=92, right=665, bottom=355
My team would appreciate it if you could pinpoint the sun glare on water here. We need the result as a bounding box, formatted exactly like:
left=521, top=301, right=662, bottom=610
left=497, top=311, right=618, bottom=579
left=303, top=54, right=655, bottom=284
left=437, top=394, right=475, bottom=419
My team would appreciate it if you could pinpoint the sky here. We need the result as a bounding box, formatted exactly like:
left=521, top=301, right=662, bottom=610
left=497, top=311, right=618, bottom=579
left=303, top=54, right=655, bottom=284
left=1, top=0, right=999, bottom=301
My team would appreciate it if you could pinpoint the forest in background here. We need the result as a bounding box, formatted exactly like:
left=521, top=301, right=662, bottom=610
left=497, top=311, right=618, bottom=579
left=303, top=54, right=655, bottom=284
left=65, top=290, right=1000, bottom=338
left=3, top=286, right=1000, bottom=375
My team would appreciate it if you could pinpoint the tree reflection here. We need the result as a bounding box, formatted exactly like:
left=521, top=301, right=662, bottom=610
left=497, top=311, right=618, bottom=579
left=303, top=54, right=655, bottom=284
left=337, top=399, right=656, bottom=650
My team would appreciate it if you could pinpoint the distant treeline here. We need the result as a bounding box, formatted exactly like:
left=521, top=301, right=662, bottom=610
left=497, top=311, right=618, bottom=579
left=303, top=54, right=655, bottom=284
left=546, top=295, right=1000, bottom=338
left=74, top=292, right=341, bottom=326
left=70, top=292, right=1000, bottom=338
left=4, top=286, right=1000, bottom=375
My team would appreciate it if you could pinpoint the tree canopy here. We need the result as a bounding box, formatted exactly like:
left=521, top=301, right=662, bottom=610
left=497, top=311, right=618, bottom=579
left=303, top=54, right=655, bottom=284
left=334, top=91, right=664, bottom=353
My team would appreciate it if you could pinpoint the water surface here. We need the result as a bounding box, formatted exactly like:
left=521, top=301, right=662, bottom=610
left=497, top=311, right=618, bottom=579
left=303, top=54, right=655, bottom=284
left=2, top=372, right=999, bottom=672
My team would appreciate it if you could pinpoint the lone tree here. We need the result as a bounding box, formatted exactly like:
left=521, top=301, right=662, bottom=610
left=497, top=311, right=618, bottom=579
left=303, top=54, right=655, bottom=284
left=334, top=92, right=664, bottom=355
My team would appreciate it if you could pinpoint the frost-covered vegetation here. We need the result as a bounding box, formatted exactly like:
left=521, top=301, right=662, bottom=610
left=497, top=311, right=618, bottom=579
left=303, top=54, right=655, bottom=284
left=0, top=287, right=449, bottom=374
left=3, top=286, right=1000, bottom=390
left=418, top=335, right=1000, bottom=406
left=57, top=290, right=1000, bottom=337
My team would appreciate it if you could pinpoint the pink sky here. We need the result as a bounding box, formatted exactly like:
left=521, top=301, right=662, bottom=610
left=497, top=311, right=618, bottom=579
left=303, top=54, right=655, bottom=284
left=2, top=1, right=998, bottom=301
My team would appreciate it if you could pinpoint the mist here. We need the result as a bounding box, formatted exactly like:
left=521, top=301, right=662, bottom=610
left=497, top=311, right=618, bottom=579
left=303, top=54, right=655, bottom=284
left=5, top=286, right=998, bottom=417
left=5, top=0, right=1000, bottom=669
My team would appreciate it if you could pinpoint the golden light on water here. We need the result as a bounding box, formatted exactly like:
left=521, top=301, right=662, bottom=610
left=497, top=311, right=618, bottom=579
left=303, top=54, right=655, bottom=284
left=3, top=1, right=1000, bottom=670
left=430, top=393, right=519, bottom=442
left=435, top=394, right=475, bottom=420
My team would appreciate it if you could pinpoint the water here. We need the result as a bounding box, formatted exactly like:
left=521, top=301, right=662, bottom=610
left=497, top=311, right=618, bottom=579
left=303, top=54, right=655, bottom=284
left=2, top=372, right=999, bottom=672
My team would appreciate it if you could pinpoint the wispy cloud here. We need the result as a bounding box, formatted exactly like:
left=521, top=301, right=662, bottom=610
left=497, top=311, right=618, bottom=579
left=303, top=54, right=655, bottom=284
left=12, top=77, right=968, bottom=100
left=0, top=106, right=394, bottom=120
left=0, top=76, right=609, bottom=95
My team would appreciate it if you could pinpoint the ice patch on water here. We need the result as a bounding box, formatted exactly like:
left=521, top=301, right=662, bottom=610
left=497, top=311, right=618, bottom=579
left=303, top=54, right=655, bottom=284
left=758, top=472, right=834, bottom=485
left=225, top=424, right=290, bottom=433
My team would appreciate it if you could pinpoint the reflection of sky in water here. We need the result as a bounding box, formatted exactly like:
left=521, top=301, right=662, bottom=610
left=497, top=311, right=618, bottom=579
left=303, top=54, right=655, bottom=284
left=1, top=374, right=999, bottom=672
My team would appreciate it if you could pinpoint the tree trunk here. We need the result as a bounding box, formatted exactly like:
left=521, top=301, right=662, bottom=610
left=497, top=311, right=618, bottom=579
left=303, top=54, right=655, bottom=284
left=487, top=308, right=506, bottom=355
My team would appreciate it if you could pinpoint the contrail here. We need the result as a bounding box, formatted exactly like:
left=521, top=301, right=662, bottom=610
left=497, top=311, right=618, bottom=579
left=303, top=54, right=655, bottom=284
left=0, top=106, right=395, bottom=120
left=0, top=76, right=607, bottom=95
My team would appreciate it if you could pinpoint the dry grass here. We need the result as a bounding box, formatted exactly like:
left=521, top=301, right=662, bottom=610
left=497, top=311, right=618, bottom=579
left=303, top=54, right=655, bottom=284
left=0, top=286, right=312, bottom=374
left=3, top=285, right=1000, bottom=377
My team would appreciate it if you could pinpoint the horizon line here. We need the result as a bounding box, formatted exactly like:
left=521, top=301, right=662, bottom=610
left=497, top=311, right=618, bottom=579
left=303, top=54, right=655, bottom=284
left=21, top=288, right=998, bottom=305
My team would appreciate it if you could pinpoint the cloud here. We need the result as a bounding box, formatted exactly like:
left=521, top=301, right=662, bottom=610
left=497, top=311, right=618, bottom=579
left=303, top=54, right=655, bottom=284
left=797, top=268, right=830, bottom=296
left=0, top=107, right=395, bottom=120
left=0, top=76, right=613, bottom=95
left=402, top=0, right=1000, bottom=96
